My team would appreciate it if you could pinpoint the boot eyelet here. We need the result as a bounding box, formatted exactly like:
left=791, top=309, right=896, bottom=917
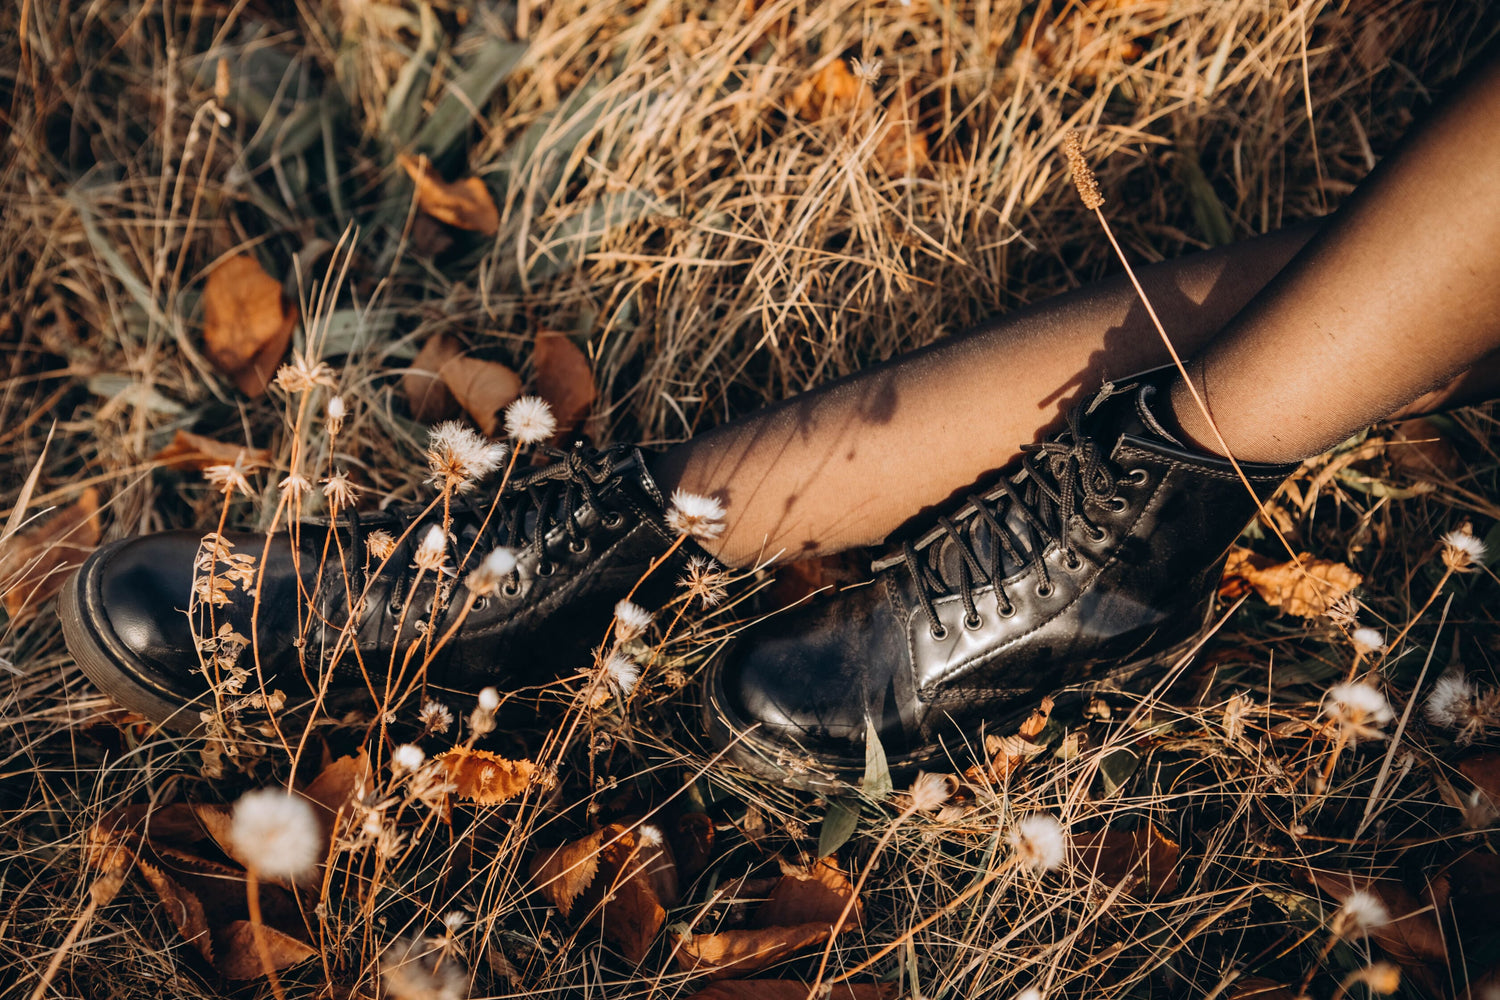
left=474, top=596, right=491, bottom=612
left=1105, top=496, right=1129, bottom=513
left=601, top=511, right=625, bottom=529
left=1035, top=582, right=1054, bottom=599
left=963, top=613, right=983, bottom=631
left=929, top=623, right=949, bottom=641
left=501, top=580, right=522, bottom=597
left=537, top=563, right=556, bottom=577
left=1088, top=524, right=1109, bottom=544
left=568, top=537, right=590, bottom=554
left=1127, top=468, right=1150, bottom=486
left=997, top=602, right=1016, bottom=619
left=1062, top=550, right=1082, bottom=570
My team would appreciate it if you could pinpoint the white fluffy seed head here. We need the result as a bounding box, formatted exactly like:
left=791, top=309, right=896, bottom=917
left=1014, top=989, right=1045, bottom=1000
left=326, top=394, right=346, bottom=436
left=230, top=789, right=321, bottom=880
left=665, top=489, right=726, bottom=541
left=1351, top=627, right=1386, bottom=653
left=1441, top=527, right=1487, bottom=571
left=414, top=524, right=448, bottom=571
left=612, top=600, right=653, bottom=643
left=392, top=744, right=427, bottom=773
left=908, top=772, right=952, bottom=812
left=477, top=687, right=500, bottom=712
left=427, top=421, right=507, bottom=493
left=1336, top=890, right=1390, bottom=934
left=637, top=824, right=664, bottom=848
left=1010, top=814, right=1067, bottom=872
left=1325, top=681, right=1394, bottom=731
left=601, top=652, right=641, bottom=695
left=1424, top=673, right=1477, bottom=730
left=321, top=470, right=359, bottom=513
left=466, top=546, right=518, bottom=597
left=504, top=395, right=557, bottom=445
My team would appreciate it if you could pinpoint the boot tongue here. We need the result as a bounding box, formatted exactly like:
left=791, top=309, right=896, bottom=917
left=878, top=376, right=1172, bottom=591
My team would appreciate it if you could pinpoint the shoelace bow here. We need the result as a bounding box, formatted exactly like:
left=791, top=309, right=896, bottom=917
left=900, top=411, right=1125, bottom=639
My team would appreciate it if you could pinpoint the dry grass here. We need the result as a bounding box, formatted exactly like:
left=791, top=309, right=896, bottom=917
left=3, top=0, right=1500, bottom=998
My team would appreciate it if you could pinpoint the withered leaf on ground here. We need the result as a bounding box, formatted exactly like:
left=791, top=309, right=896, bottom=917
left=438, top=748, right=534, bottom=805
left=152, top=430, right=273, bottom=472
left=1387, top=417, right=1463, bottom=478
left=439, top=354, right=523, bottom=438
left=674, top=812, right=716, bottom=880
left=302, top=748, right=372, bottom=859
left=1457, top=751, right=1500, bottom=808
left=402, top=331, right=465, bottom=422
left=137, top=857, right=214, bottom=964
left=1225, top=976, right=1296, bottom=1000
left=685, top=980, right=891, bottom=999
left=789, top=60, right=927, bottom=177
left=532, top=827, right=607, bottom=917
left=0, top=486, right=101, bottom=619
left=1220, top=546, right=1362, bottom=618
left=533, top=331, right=597, bottom=441
left=752, top=858, right=860, bottom=930
left=1070, top=823, right=1181, bottom=897
left=398, top=153, right=500, bottom=235
left=1306, top=871, right=1447, bottom=968
left=216, top=920, right=319, bottom=980
left=202, top=253, right=298, bottom=397
left=531, top=824, right=671, bottom=963
left=969, top=696, right=1053, bottom=784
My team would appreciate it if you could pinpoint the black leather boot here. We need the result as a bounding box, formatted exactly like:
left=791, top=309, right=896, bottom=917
left=704, top=373, right=1297, bottom=789
left=60, top=443, right=697, bottom=729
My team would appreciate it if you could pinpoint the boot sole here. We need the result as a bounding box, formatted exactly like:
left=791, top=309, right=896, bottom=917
left=58, top=552, right=207, bottom=733
left=702, top=629, right=1206, bottom=796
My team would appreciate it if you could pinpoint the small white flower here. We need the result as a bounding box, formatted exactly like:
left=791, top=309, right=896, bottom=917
left=418, top=699, right=454, bottom=734
left=204, top=459, right=254, bottom=498
left=1334, top=890, right=1389, bottom=936
left=601, top=652, right=640, bottom=696
left=466, top=546, right=518, bottom=597
left=414, top=524, right=448, bottom=572
left=1424, top=673, right=1477, bottom=731
left=321, top=470, right=359, bottom=513
left=278, top=471, right=312, bottom=501
left=392, top=744, right=426, bottom=773
left=613, top=600, right=653, bottom=643
left=477, top=687, right=500, bottom=713
left=665, top=489, right=726, bottom=541
left=504, top=395, right=557, bottom=446
left=637, top=824, right=664, bottom=848
left=230, top=788, right=321, bottom=880
left=442, top=910, right=468, bottom=932
left=380, top=935, right=467, bottom=1000
left=848, top=56, right=883, bottom=86
left=680, top=555, right=729, bottom=607
left=1325, top=681, right=1394, bottom=739
left=326, top=394, right=346, bottom=435
left=907, top=771, right=952, bottom=812
left=1351, top=627, right=1386, bottom=653
left=1009, top=814, right=1067, bottom=872
left=1441, top=527, right=1487, bottom=572
left=427, top=421, right=507, bottom=494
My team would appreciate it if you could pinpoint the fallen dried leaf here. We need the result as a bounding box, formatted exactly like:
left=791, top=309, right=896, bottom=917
left=970, top=696, right=1054, bottom=784
left=1071, top=824, right=1181, bottom=897
left=217, top=920, right=319, bottom=980
left=531, top=825, right=671, bottom=962
left=533, top=331, right=597, bottom=440
left=1387, top=417, right=1462, bottom=478
left=302, top=748, right=372, bottom=860
left=439, top=748, right=534, bottom=805
left=531, top=828, right=607, bottom=918
left=1458, top=751, right=1500, bottom=807
left=402, top=331, right=465, bottom=422
left=399, top=153, right=500, bottom=235
left=753, top=858, right=860, bottom=931
left=439, top=355, right=522, bottom=437
left=152, top=430, right=273, bottom=472
left=685, top=981, right=891, bottom=999
left=0, top=487, right=101, bottom=618
left=1220, top=547, right=1362, bottom=618
left=1307, top=871, right=1447, bottom=968
left=790, top=59, right=873, bottom=121
left=675, top=812, right=716, bottom=879
left=1018, top=0, right=1153, bottom=83
left=872, top=79, right=929, bottom=177
left=202, top=253, right=298, bottom=397
left=676, top=923, right=835, bottom=980
left=137, top=858, right=214, bottom=964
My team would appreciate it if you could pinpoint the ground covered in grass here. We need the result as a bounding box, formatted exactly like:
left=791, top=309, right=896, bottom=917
left=4, top=0, right=1500, bottom=997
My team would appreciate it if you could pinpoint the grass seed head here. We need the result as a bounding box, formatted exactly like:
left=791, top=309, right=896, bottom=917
left=1333, top=889, right=1389, bottom=936
left=908, top=771, right=952, bottom=812
left=1351, top=626, right=1385, bottom=653
left=278, top=471, right=312, bottom=501
left=1063, top=131, right=1105, bottom=210
left=1325, top=681, right=1394, bottom=741
left=366, top=529, right=397, bottom=561
left=666, top=489, right=726, bottom=540
left=419, top=699, right=454, bottom=734
left=1355, top=961, right=1402, bottom=994
left=321, top=469, right=359, bottom=513
left=504, top=395, right=557, bottom=445
left=230, top=788, right=321, bottom=880
left=1010, top=813, right=1067, bottom=872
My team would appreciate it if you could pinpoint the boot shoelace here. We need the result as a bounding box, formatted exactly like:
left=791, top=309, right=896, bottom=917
left=899, top=411, right=1129, bottom=641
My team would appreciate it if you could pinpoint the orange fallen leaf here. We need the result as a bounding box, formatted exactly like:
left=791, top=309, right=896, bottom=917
left=439, top=748, right=535, bottom=805
left=440, top=355, right=522, bottom=438
left=1306, top=871, right=1447, bottom=969
left=753, top=858, right=860, bottom=931
left=1219, top=547, right=1361, bottom=618
left=398, top=153, right=500, bottom=235
left=152, top=430, right=273, bottom=472
left=676, top=922, right=835, bottom=980
left=202, top=253, right=298, bottom=397
left=1387, top=418, right=1463, bottom=477
left=532, top=827, right=607, bottom=918
left=531, top=824, right=671, bottom=962
left=137, top=857, right=215, bottom=964
left=969, top=696, right=1054, bottom=784
left=686, top=984, right=891, bottom=1000
left=302, top=748, right=372, bottom=863
left=217, top=920, right=319, bottom=980
left=789, top=60, right=873, bottom=121
left=533, top=331, right=597, bottom=440
left=0, top=486, right=101, bottom=619
left=1070, top=823, right=1181, bottom=897
left=1458, top=751, right=1500, bottom=808
left=403, top=331, right=465, bottom=423
left=675, top=812, right=716, bottom=880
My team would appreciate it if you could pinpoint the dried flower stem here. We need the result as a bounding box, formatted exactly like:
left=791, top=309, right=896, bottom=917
left=245, top=869, right=290, bottom=1000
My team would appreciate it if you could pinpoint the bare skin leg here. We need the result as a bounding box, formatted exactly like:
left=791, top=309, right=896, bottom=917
left=654, top=49, right=1500, bottom=568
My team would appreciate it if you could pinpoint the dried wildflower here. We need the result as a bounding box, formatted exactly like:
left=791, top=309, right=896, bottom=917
left=392, top=744, right=427, bottom=773
left=504, top=395, right=557, bottom=445
left=1426, top=673, right=1477, bottom=731
left=1351, top=626, right=1386, bottom=653
left=1062, top=131, right=1104, bottom=210
left=466, top=547, right=518, bottom=597
left=230, top=788, right=321, bottom=880
left=367, top=529, right=397, bottom=562
left=1441, top=527, right=1487, bottom=572
left=1325, top=594, right=1360, bottom=628
left=205, top=458, right=254, bottom=498
left=414, top=524, right=448, bottom=572
left=1324, top=681, right=1394, bottom=743
left=419, top=699, right=454, bottom=734
left=665, top=489, right=726, bottom=541
left=274, top=351, right=337, bottom=394
left=1009, top=814, right=1067, bottom=872
left=638, top=824, right=664, bottom=848
left=849, top=56, right=883, bottom=86
left=680, top=555, right=729, bottom=607
left=1353, top=962, right=1401, bottom=995
left=278, top=471, right=312, bottom=501
left=326, top=394, right=346, bottom=436
left=613, top=600, right=653, bottom=643
left=1332, top=890, right=1389, bottom=936
left=441, top=910, right=468, bottom=933
left=321, top=470, right=359, bottom=513
left=1222, top=690, right=1253, bottom=744
left=478, top=687, right=500, bottom=713
left=380, top=936, right=468, bottom=1000
left=427, top=421, right=507, bottom=494
left=600, top=651, right=640, bottom=696
left=908, top=771, right=952, bottom=812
